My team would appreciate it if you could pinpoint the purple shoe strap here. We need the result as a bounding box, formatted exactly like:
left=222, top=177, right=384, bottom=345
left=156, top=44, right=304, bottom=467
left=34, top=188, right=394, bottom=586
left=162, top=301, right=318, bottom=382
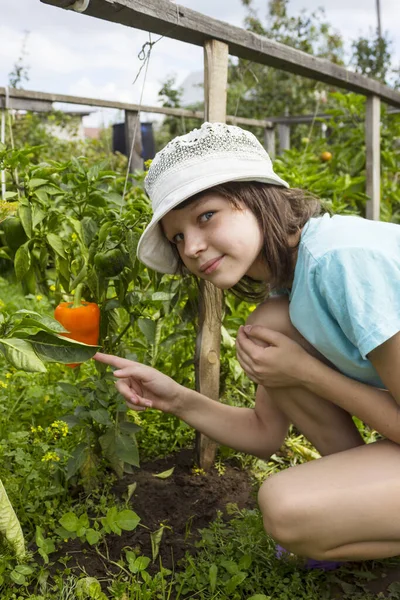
left=276, top=544, right=342, bottom=571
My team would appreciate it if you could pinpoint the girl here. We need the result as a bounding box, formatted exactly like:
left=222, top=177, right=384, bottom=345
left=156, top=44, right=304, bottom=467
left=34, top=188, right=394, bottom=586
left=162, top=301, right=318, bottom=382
left=95, top=122, right=400, bottom=568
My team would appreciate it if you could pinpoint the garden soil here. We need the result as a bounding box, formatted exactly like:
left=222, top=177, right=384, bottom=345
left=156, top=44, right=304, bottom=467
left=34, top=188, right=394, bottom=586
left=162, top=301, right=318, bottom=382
left=53, top=448, right=257, bottom=577
left=51, top=448, right=400, bottom=597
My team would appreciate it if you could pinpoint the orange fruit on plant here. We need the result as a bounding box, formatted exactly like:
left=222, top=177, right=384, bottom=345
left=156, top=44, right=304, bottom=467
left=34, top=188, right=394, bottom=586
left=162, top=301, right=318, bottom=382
left=320, top=151, right=332, bottom=162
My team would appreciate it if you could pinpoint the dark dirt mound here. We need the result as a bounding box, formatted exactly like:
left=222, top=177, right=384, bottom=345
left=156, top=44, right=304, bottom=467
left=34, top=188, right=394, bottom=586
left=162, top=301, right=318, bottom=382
left=51, top=449, right=400, bottom=598
left=54, top=448, right=257, bottom=578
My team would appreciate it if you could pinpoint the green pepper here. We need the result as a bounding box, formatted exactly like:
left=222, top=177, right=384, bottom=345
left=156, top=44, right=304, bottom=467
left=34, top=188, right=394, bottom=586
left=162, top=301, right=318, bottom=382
left=2, top=217, right=28, bottom=251
left=94, top=248, right=127, bottom=278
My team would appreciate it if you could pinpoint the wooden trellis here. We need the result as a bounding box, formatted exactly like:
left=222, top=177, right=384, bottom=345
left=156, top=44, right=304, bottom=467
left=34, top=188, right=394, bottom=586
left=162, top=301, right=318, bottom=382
left=34, top=0, right=400, bottom=469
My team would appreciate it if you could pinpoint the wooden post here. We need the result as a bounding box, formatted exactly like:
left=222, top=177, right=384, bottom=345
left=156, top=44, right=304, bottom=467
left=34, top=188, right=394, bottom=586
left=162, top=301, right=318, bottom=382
left=278, top=123, right=290, bottom=154
left=264, top=127, right=275, bottom=159
left=365, top=95, right=381, bottom=220
left=195, top=39, right=228, bottom=471
left=124, top=109, right=143, bottom=172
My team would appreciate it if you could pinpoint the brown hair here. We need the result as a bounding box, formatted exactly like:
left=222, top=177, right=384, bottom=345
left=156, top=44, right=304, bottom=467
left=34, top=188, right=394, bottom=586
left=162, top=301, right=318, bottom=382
left=167, top=181, right=322, bottom=302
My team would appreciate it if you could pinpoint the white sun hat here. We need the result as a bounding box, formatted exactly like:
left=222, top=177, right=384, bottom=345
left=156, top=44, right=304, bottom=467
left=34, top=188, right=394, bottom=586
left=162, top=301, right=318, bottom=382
left=137, top=122, right=289, bottom=274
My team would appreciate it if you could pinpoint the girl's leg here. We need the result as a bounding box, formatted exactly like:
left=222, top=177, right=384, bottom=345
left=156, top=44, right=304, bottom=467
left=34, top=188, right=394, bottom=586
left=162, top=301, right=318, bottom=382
left=252, top=296, right=365, bottom=456
left=252, top=296, right=393, bottom=561
left=258, top=439, right=400, bottom=561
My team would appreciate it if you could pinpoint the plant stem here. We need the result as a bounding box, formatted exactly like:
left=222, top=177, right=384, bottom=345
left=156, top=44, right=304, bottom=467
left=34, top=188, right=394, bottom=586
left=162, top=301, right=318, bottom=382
left=73, top=283, right=84, bottom=308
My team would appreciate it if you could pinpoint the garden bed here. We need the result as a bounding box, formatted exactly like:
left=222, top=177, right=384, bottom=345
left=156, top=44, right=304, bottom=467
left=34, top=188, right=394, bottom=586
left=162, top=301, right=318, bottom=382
left=52, top=448, right=257, bottom=578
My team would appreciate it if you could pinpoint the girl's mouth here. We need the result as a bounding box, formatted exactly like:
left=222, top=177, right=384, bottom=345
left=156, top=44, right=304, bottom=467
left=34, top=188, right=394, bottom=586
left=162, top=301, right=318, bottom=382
left=202, top=256, right=224, bottom=274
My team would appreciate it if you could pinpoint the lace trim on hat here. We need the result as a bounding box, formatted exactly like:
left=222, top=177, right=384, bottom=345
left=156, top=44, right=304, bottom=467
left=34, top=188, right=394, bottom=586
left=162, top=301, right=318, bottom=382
left=145, top=122, right=267, bottom=194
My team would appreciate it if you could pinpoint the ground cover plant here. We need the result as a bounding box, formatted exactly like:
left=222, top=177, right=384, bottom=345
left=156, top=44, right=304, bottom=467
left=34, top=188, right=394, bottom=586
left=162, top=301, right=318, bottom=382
left=0, top=93, right=400, bottom=599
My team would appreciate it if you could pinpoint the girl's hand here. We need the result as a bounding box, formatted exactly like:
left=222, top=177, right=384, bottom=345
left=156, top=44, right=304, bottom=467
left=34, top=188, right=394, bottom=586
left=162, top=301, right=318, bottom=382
left=236, top=325, right=311, bottom=388
left=94, top=352, right=184, bottom=414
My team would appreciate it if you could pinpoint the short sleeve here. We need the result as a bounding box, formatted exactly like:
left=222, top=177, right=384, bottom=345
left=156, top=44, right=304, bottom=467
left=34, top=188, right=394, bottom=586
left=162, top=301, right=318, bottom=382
left=315, top=247, right=400, bottom=359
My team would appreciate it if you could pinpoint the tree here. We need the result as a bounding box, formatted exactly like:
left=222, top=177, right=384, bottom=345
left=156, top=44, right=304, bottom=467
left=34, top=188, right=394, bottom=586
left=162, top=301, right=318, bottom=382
left=8, top=31, right=30, bottom=89
left=227, top=0, right=345, bottom=125
left=351, top=32, right=394, bottom=85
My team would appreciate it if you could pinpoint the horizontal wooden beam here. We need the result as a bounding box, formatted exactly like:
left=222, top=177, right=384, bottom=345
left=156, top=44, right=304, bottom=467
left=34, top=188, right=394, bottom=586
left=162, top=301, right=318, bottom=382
left=39, top=0, right=400, bottom=108
left=0, top=87, right=273, bottom=128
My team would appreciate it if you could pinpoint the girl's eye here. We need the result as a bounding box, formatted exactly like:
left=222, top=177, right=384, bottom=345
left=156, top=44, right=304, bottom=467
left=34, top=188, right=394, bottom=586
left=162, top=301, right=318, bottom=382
left=200, top=211, right=214, bottom=222
left=171, top=212, right=214, bottom=244
left=172, top=232, right=184, bottom=244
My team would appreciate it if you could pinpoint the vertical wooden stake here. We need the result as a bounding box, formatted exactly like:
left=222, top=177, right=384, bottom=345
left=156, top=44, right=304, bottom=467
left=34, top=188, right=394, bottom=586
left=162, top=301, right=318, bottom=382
left=264, top=127, right=275, bottom=159
left=365, top=95, right=381, bottom=221
left=278, top=123, right=290, bottom=154
left=195, top=39, right=228, bottom=471
left=125, top=109, right=143, bottom=172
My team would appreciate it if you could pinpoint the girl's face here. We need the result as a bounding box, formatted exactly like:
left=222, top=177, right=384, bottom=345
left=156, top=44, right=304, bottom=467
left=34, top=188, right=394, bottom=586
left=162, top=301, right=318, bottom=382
left=161, top=193, right=270, bottom=289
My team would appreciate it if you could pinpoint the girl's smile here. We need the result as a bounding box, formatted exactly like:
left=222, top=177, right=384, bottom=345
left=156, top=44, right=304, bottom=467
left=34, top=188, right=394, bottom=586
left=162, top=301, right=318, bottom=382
left=161, top=193, right=270, bottom=288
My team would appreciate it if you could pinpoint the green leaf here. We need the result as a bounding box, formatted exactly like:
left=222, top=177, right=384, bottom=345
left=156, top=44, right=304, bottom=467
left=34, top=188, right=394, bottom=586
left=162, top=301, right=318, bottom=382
left=151, top=292, right=175, bottom=302
left=99, top=429, right=124, bottom=478
left=14, top=564, right=34, bottom=575
left=153, top=467, right=175, bottom=479
left=35, top=526, right=45, bottom=548
left=19, top=203, right=33, bottom=238
left=14, top=310, right=68, bottom=335
left=46, top=233, right=66, bottom=259
left=28, top=331, right=99, bottom=364
left=247, top=596, right=270, bottom=600
left=10, top=570, right=26, bottom=585
left=0, top=479, right=25, bottom=558
left=32, top=206, right=46, bottom=228
left=59, top=512, right=79, bottom=533
left=66, top=443, right=88, bottom=480
left=129, top=555, right=151, bottom=573
left=118, top=421, right=141, bottom=435
left=104, top=507, right=121, bottom=535
left=81, top=217, right=98, bottom=247
left=238, top=553, right=252, bottom=570
left=3, top=191, right=17, bottom=199
left=138, top=318, right=156, bottom=345
left=86, top=528, right=101, bottom=546
left=89, top=409, right=112, bottom=425
left=150, top=526, right=164, bottom=562
left=115, top=509, right=140, bottom=531
left=114, top=432, right=140, bottom=467
left=14, top=243, right=31, bottom=281
left=225, top=572, right=248, bottom=594
left=209, top=564, right=218, bottom=592
left=28, top=178, right=49, bottom=188
left=0, top=338, right=46, bottom=372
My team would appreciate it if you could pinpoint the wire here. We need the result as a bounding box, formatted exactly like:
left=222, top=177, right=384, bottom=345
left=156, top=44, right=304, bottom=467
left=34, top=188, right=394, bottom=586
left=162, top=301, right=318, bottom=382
left=121, top=33, right=162, bottom=205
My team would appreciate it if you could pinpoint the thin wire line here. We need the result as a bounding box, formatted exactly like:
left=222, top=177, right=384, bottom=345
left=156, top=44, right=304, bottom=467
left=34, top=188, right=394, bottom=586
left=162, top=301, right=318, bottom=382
left=121, top=34, right=162, bottom=206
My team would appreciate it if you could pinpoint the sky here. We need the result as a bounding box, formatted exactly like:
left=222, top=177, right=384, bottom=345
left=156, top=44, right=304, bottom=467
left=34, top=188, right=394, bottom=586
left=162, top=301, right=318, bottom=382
left=0, top=0, right=398, bottom=127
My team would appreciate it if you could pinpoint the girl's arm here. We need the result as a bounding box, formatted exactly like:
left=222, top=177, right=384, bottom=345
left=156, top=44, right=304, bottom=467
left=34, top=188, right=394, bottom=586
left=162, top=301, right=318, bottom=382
left=236, top=326, right=400, bottom=445
left=176, top=383, right=289, bottom=460
left=300, top=336, right=400, bottom=444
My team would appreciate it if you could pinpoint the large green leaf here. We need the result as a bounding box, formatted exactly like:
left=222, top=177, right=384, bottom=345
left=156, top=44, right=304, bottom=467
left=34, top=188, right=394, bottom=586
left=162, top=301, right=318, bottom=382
left=0, top=338, right=46, bottom=372
left=13, top=310, right=68, bottom=335
left=0, top=479, right=25, bottom=558
left=115, top=509, right=140, bottom=531
left=14, top=243, right=31, bottom=281
left=115, top=432, right=140, bottom=467
left=46, top=233, right=66, bottom=259
left=28, top=331, right=99, bottom=364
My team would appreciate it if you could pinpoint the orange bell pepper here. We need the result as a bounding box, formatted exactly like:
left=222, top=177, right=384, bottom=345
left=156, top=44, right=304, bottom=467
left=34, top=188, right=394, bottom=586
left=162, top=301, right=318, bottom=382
left=54, top=284, right=100, bottom=368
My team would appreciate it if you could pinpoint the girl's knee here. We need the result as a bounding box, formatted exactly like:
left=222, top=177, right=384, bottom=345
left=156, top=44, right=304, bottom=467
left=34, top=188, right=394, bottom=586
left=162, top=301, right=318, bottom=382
left=247, top=295, right=293, bottom=338
left=258, top=473, right=303, bottom=547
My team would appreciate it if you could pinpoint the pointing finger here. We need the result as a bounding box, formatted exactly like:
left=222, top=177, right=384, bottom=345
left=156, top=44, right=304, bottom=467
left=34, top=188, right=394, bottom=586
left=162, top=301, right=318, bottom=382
left=94, top=352, right=136, bottom=369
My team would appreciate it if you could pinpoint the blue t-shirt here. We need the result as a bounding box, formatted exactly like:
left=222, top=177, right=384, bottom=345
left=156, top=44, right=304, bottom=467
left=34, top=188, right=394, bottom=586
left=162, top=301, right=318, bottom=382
left=289, top=213, right=400, bottom=388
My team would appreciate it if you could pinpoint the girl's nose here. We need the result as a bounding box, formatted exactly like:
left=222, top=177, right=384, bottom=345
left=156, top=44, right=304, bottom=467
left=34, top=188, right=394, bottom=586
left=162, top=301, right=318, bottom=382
left=183, top=231, right=207, bottom=258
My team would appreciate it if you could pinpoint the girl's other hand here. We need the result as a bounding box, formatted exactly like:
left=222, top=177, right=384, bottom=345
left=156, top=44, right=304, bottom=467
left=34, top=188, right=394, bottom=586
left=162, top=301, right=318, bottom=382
left=236, top=325, right=311, bottom=388
left=94, top=352, right=184, bottom=414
